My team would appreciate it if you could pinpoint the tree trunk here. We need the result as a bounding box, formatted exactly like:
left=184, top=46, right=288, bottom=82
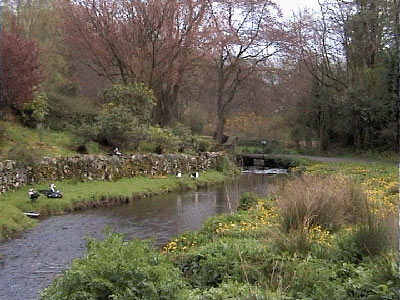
left=215, top=60, right=226, bottom=144
left=305, top=129, right=312, bottom=149
left=157, top=94, right=177, bottom=126
left=155, top=78, right=182, bottom=126
left=216, top=111, right=226, bottom=144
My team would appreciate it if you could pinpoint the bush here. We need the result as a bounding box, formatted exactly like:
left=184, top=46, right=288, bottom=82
left=276, top=174, right=366, bottom=233
left=140, top=126, right=180, bottom=154
left=21, top=93, right=49, bottom=128
left=171, top=123, right=194, bottom=152
left=237, top=192, right=258, bottom=211
left=96, top=103, right=147, bottom=148
left=177, top=238, right=268, bottom=288
left=103, top=83, right=155, bottom=124
left=197, top=138, right=210, bottom=152
left=41, top=232, right=188, bottom=300
left=68, top=120, right=99, bottom=152
left=216, top=156, right=237, bottom=174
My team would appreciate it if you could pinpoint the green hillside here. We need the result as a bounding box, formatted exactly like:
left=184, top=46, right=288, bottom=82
left=0, top=121, right=100, bottom=160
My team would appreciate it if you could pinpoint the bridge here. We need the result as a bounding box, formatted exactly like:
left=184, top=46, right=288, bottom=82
left=237, top=154, right=294, bottom=168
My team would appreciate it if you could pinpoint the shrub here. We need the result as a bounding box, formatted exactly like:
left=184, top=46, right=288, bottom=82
left=197, top=138, right=210, bottom=152
left=177, top=238, right=269, bottom=288
left=171, top=123, right=194, bottom=152
left=276, top=174, right=366, bottom=233
left=237, top=192, right=259, bottom=211
left=68, top=120, right=99, bottom=152
left=41, top=232, right=188, bottom=300
left=21, top=93, right=49, bottom=128
left=141, top=126, right=180, bottom=154
left=103, top=83, right=155, bottom=124
left=96, top=103, right=147, bottom=148
left=216, top=156, right=237, bottom=174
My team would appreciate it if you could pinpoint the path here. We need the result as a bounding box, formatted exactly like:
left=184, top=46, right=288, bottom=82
left=287, top=154, right=397, bottom=165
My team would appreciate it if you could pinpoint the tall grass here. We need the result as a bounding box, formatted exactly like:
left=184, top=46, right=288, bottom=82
left=276, top=174, right=365, bottom=233
left=346, top=207, right=397, bottom=257
left=275, top=174, right=396, bottom=257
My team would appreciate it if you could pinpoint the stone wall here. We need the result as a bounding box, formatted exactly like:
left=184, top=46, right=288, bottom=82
left=0, top=152, right=221, bottom=193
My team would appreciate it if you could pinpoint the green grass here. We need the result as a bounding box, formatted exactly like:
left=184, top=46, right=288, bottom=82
left=0, top=170, right=228, bottom=241
left=0, top=203, right=37, bottom=240
left=0, top=121, right=101, bottom=159
left=280, top=147, right=398, bottom=164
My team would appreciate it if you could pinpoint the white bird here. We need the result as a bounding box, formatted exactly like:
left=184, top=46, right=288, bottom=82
left=189, top=172, right=199, bottom=179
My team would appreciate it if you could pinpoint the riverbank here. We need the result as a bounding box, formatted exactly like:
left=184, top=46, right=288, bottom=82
left=0, top=170, right=230, bottom=241
left=42, top=160, right=398, bottom=299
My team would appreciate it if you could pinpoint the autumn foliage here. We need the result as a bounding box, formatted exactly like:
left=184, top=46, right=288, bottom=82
left=0, top=20, right=42, bottom=111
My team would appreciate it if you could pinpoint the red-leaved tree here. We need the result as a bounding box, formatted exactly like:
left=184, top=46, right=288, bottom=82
left=58, top=0, right=207, bottom=125
left=0, top=20, right=42, bottom=112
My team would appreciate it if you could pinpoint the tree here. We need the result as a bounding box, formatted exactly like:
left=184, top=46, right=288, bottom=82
left=58, top=0, right=207, bottom=125
left=289, top=0, right=398, bottom=151
left=0, top=19, right=42, bottom=112
left=204, top=0, right=285, bottom=143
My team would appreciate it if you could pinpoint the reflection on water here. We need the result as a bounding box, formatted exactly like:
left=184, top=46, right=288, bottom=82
left=242, top=167, right=288, bottom=175
left=0, top=171, right=283, bottom=300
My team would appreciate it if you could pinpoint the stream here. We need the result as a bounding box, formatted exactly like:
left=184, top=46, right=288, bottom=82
left=0, top=170, right=283, bottom=300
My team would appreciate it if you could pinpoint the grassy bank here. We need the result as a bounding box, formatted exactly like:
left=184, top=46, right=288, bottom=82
left=0, top=170, right=229, bottom=241
left=42, top=161, right=398, bottom=300
left=0, top=121, right=100, bottom=159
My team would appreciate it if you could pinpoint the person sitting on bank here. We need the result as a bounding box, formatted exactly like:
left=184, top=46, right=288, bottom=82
left=176, top=170, right=182, bottom=178
left=50, top=183, right=56, bottom=193
left=28, top=188, right=40, bottom=201
left=113, top=147, right=122, bottom=156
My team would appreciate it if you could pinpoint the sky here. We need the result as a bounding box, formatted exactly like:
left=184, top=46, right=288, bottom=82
left=277, top=0, right=321, bottom=18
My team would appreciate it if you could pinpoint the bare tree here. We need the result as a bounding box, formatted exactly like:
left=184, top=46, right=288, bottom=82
left=204, top=0, right=285, bottom=143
